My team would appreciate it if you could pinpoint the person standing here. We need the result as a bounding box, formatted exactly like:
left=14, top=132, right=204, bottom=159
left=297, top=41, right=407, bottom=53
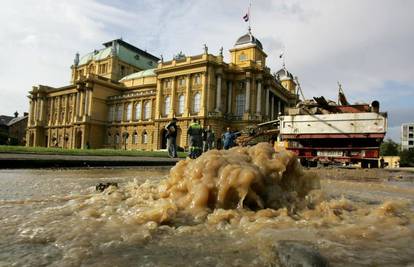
left=222, top=127, right=236, bottom=150
left=203, top=125, right=215, bottom=152
left=165, top=118, right=178, bottom=158
left=187, top=118, right=203, bottom=158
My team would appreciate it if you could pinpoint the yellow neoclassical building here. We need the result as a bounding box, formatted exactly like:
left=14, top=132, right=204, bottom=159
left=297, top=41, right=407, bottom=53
left=27, top=31, right=297, bottom=150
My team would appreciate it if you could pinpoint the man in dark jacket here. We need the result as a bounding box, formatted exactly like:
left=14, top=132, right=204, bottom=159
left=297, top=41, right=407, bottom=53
left=187, top=118, right=203, bottom=158
left=203, top=125, right=215, bottom=152
left=165, top=118, right=178, bottom=158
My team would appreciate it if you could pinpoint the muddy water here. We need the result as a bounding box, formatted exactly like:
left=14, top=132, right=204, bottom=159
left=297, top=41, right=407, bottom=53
left=1, top=146, right=413, bottom=267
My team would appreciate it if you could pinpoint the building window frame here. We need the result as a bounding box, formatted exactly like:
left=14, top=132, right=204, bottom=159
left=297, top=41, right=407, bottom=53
left=193, top=92, right=201, bottom=113
left=144, top=101, right=151, bottom=120
left=178, top=94, right=185, bottom=115
left=164, top=96, right=171, bottom=116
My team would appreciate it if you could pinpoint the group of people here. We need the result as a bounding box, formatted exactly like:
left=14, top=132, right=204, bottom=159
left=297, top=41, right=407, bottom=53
left=165, top=118, right=238, bottom=159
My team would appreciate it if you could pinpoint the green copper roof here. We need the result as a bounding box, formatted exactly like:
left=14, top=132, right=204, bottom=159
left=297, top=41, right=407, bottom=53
left=78, top=47, right=112, bottom=65
left=117, top=45, right=157, bottom=70
left=77, top=39, right=159, bottom=71
left=119, top=68, right=156, bottom=81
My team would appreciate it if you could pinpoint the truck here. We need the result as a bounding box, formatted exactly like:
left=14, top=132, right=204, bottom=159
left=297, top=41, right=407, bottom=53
left=278, top=99, right=387, bottom=168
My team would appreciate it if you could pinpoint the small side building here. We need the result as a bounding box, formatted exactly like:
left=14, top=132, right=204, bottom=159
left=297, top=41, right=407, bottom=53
left=8, top=112, right=29, bottom=145
left=401, top=123, right=414, bottom=151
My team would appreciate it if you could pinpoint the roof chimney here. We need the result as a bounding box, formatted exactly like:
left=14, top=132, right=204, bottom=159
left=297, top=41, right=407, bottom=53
left=14, top=111, right=18, bottom=118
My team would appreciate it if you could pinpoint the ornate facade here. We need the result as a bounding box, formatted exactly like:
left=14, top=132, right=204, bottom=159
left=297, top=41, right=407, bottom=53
left=27, top=32, right=297, bottom=150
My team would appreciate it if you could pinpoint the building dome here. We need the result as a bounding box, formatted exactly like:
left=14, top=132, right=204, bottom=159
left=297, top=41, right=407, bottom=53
left=119, top=68, right=156, bottom=81
left=234, top=32, right=263, bottom=50
left=275, top=67, right=294, bottom=81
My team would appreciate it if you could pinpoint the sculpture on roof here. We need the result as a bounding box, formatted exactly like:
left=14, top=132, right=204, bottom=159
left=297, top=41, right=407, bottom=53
left=74, top=52, right=80, bottom=66
left=203, top=44, right=208, bottom=54
left=174, top=51, right=186, bottom=60
left=219, top=46, right=223, bottom=56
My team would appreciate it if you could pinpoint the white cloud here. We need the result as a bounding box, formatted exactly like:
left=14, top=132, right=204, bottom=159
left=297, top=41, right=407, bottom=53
left=1, top=0, right=413, bottom=142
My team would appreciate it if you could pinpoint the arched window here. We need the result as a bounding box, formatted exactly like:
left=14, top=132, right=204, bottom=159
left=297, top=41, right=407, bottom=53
left=144, top=101, right=151, bottom=119
left=235, top=94, right=245, bottom=116
left=142, top=131, right=148, bottom=144
left=115, top=133, right=120, bottom=144
left=164, top=96, right=170, bottom=116
left=135, top=102, right=142, bottom=121
left=126, top=103, right=132, bottom=121
left=132, top=131, right=138, bottom=144
left=178, top=95, right=185, bottom=114
left=193, top=92, right=201, bottom=113
left=116, top=105, right=122, bottom=121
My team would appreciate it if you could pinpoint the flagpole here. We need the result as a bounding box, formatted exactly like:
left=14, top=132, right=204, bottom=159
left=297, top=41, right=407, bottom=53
left=248, top=0, right=252, bottom=33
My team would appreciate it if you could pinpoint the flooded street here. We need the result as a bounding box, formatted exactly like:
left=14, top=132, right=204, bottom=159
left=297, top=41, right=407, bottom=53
left=1, top=147, right=413, bottom=266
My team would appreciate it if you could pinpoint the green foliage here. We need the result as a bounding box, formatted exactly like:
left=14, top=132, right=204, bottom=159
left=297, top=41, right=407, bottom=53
left=399, top=149, right=414, bottom=167
left=380, top=139, right=399, bottom=156
left=0, top=145, right=186, bottom=158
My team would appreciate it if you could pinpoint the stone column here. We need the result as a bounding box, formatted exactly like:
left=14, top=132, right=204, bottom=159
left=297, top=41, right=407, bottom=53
left=277, top=99, right=281, bottom=118
left=155, top=79, right=162, bottom=119
left=87, top=90, right=93, bottom=116
left=29, top=100, right=34, bottom=126
left=63, top=97, right=68, bottom=124
left=84, top=90, right=89, bottom=119
left=256, top=80, right=262, bottom=114
left=76, top=92, right=80, bottom=118
left=170, top=77, right=176, bottom=117
left=265, top=88, right=270, bottom=118
left=270, top=94, right=275, bottom=120
left=184, top=74, right=191, bottom=116
left=215, top=74, right=222, bottom=112
left=57, top=97, right=61, bottom=124
left=245, top=78, right=251, bottom=112
left=139, top=100, right=143, bottom=121
left=201, top=72, right=208, bottom=116
left=39, top=98, right=44, bottom=123
left=227, top=81, right=232, bottom=114
left=48, top=98, right=54, bottom=125
left=32, top=99, right=38, bottom=125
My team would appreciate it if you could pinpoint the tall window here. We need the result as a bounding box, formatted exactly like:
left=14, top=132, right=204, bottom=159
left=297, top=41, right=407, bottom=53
left=144, top=101, right=151, bottom=119
left=193, top=92, right=201, bottom=113
left=115, top=133, right=120, bottom=144
left=132, top=132, right=138, bottom=144
left=164, top=79, right=171, bottom=88
left=99, top=63, right=107, bottom=74
left=142, top=131, right=148, bottom=144
left=194, top=74, right=201, bottom=85
left=178, top=77, right=185, bottom=86
left=116, top=105, right=122, bottom=121
left=235, top=94, right=245, bottom=116
left=108, top=106, right=114, bottom=122
left=135, top=102, right=142, bottom=120
left=178, top=95, right=185, bottom=114
left=164, top=96, right=170, bottom=116
left=126, top=103, right=132, bottom=121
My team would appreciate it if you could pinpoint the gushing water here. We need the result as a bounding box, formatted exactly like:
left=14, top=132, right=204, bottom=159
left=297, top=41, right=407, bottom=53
left=0, top=143, right=413, bottom=266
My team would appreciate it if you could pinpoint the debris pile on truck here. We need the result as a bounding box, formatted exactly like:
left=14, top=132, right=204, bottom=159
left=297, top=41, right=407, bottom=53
left=279, top=95, right=387, bottom=168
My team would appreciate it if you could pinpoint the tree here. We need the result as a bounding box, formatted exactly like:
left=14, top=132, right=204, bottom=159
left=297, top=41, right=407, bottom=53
left=399, top=149, right=414, bottom=167
left=380, top=139, right=399, bottom=156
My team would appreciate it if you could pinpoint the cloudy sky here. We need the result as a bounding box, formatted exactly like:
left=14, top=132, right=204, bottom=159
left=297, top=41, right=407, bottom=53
left=0, top=0, right=413, bottom=141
